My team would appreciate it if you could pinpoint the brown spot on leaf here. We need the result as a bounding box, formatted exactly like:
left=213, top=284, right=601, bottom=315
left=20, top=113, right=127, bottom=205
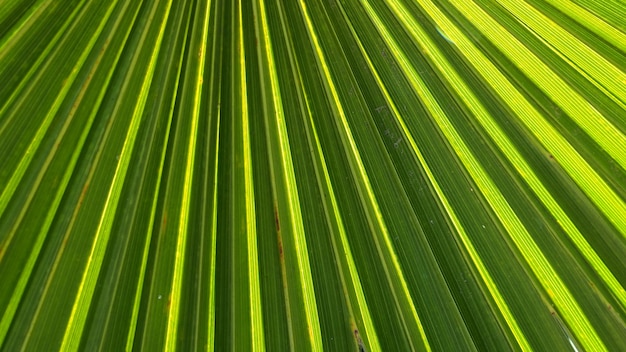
left=353, top=328, right=366, bottom=351
left=275, top=202, right=285, bottom=262
left=164, top=294, right=172, bottom=315
left=77, top=180, right=90, bottom=210
left=274, top=204, right=280, bottom=232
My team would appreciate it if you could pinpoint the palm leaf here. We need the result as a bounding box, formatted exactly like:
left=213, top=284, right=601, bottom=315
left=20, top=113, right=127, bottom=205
left=1, top=0, right=625, bottom=350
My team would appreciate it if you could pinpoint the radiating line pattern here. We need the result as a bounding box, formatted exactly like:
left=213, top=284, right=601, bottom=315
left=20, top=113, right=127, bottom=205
left=0, top=0, right=625, bottom=350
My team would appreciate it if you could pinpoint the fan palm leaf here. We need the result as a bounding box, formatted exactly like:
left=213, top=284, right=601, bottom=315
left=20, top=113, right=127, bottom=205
left=1, top=0, right=625, bottom=350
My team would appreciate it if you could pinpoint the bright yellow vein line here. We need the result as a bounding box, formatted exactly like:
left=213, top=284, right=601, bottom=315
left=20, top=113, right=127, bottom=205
left=301, top=78, right=382, bottom=352
left=448, top=0, right=626, bottom=171
left=0, top=0, right=117, bottom=231
left=207, top=7, right=222, bottom=352
left=165, top=0, right=211, bottom=349
left=125, top=1, right=180, bottom=349
left=541, top=0, right=626, bottom=53
left=353, top=2, right=531, bottom=349
left=0, top=0, right=138, bottom=341
left=0, top=0, right=85, bottom=120
left=126, top=82, right=178, bottom=352
left=492, top=0, right=626, bottom=107
left=414, top=0, right=626, bottom=238
left=208, top=111, right=220, bottom=352
left=239, top=0, right=265, bottom=349
left=297, top=0, right=430, bottom=350
left=373, top=0, right=606, bottom=349
left=0, top=0, right=50, bottom=53
left=266, top=1, right=379, bottom=348
left=61, top=0, right=173, bottom=350
left=0, top=1, right=138, bottom=344
left=257, top=0, right=322, bottom=349
left=376, top=0, right=626, bottom=310
left=126, top=35, right=181, bottom=349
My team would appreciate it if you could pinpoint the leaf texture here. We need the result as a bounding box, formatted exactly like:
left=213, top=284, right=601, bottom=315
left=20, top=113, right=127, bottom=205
left=1, top=0, right=625, bottom=350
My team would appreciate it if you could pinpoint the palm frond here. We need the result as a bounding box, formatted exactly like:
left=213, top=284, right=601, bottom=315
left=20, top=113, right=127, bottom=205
left=1, top=0, right=625, bottom=350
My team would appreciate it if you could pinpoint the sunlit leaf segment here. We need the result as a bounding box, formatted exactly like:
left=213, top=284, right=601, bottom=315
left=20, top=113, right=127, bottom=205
left=1, top=0, right=625, bottom=350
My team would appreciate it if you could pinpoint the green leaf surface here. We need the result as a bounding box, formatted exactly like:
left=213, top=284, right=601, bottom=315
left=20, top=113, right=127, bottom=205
left=1, top=0, right=625, bottom=350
